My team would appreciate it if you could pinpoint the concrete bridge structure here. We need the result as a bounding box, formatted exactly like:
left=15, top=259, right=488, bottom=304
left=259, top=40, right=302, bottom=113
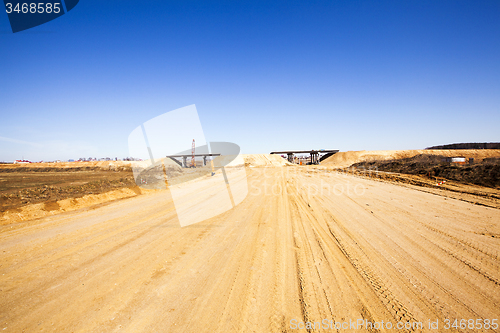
left=270, top=150, right=338, bottom=164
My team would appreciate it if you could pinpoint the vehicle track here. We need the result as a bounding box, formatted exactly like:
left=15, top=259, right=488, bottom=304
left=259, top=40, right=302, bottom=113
left=0, top=167, right=499, bottom=332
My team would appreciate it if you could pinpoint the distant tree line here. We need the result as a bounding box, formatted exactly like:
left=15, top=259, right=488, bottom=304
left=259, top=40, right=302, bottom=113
left=426, top=142, right=500, bottom=150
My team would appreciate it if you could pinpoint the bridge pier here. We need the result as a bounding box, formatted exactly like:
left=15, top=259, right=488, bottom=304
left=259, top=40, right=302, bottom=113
left=270, top=150, right=339, bottom=165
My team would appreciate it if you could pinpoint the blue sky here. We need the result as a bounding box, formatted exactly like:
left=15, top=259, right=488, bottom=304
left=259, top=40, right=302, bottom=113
left=1, top=0, right=499, bottom=161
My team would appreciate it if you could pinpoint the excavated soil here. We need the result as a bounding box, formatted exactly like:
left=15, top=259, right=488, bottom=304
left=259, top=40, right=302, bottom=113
left=351, top=155, right=500, bottom=189
left=0, top=166, right=136, bottom=212
left=0, top=165, right=499, bottom=332
left=0, top=155, right=291, bottom=221
left=322, top=149, right=500, bottom=168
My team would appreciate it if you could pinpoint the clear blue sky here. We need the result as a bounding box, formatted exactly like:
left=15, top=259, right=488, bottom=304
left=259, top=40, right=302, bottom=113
left=1, top=0, right=499, bottom=161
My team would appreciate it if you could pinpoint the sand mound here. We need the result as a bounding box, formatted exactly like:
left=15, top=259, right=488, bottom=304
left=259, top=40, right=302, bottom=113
left=242, top=154, right=293, bottom=167
left=322, top=150, right=500, bottom=168
left=0, top=187, right=142, bottom=225
left=130, top=159, right=183, bottom=174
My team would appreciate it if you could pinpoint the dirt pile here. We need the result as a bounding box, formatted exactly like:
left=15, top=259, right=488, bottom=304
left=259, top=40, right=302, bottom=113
left=131, top=159, right=184, bottom=187
left=0, top=188, right=145, bottom=225
left=0, top=160, right=184, bottom=224
left=322, top=149, right=500, bottom=168
left=0, top=163, right=138, bottom=214
left=352, top=155, right=500, bottom=189
left=242, top=154, right=293, bottom=167
left=0, top=178, right=137, bottom=212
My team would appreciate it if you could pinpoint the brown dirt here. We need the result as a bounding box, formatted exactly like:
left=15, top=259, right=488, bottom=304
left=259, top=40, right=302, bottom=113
left=0, top=166, right=499, bottom=332
left=0, top=168, right=136, bottom=212
left=0, top=162, right=144, bottom=226
left=325, top=165, right=500, bottom=209
left=322, top=149, right=500, bottom=168
left=352, top=155, right=500, bottom=189
left=0, top=188, right=148, bottom=226
left=0, top=156, right=290, bottom=222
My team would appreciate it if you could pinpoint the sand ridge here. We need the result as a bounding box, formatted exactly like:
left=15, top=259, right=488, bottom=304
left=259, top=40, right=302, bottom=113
left=322, top=149, right=500, bottom=168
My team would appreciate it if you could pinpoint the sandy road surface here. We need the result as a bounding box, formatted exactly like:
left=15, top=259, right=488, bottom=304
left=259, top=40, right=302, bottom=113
left=1, top=167, right=499, bottom=332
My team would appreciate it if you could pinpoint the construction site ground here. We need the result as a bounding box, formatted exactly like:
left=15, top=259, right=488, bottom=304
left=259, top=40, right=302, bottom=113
left=0, top=155, right=499, bottom=332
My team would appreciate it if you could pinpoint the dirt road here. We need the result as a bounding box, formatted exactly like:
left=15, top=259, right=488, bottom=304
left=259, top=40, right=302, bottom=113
left=1, top=167, right=499, bottom=332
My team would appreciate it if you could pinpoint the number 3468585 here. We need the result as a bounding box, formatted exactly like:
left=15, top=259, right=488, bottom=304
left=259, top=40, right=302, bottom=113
left=5, top=3, right=61, bottom=14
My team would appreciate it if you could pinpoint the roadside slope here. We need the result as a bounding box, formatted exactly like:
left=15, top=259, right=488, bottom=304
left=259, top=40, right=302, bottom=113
left=323, top=149, right=500, bottom=168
